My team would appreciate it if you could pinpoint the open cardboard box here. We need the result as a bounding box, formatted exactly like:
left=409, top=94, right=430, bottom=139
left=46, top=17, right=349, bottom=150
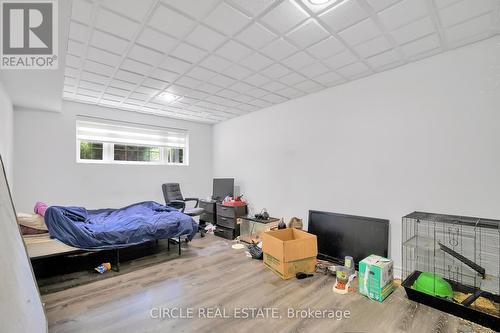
left=262, top=228, right=317, bottom=279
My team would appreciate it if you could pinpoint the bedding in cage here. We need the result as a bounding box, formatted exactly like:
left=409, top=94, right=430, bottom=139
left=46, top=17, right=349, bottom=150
left=401, top=212, right=499, bottom=331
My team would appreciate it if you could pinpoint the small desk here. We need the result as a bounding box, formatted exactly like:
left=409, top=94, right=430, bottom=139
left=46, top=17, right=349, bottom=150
left=239, top=216, right=280, bottom=244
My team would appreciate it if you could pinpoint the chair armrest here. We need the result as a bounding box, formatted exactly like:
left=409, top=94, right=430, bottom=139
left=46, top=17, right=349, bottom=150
left=183, top=198, right=199, bottom=208
left=168, top=200, right=186, bottom=212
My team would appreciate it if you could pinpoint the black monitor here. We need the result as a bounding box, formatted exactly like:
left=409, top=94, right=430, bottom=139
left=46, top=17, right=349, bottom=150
left=308, top=210, right=389, bottom=268
left=212, top=178, right=234, bottom=201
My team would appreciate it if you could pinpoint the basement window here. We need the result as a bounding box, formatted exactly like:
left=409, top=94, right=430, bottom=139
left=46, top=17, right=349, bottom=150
left=76, top=118, right=188, bottom=165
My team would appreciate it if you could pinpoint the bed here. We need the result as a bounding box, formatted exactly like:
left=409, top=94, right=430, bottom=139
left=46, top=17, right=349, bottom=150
left=24, top=201, right=198, bottom=270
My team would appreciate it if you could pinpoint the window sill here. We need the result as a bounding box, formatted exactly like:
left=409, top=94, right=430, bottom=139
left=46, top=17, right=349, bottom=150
left=76, top=159, right=188, bottom=166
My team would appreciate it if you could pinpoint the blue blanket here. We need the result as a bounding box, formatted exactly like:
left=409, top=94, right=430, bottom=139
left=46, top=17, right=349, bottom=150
left=44, top=201, right=198, bottom=250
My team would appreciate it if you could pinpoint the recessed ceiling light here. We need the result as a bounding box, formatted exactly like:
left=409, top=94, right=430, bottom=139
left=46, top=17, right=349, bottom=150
left=157, top=92, right=179, bottom=103
left=308, top=0, right=331, bottom=5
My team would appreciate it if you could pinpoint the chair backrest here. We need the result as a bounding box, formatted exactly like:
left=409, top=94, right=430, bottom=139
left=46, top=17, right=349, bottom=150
left=162, top=183, right=184, bottom=204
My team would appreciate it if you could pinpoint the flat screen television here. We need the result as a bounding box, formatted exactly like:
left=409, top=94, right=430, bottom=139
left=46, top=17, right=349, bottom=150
left=212, top=178, right=234, bottom=202
left=308, top=210, right=389, bottom=268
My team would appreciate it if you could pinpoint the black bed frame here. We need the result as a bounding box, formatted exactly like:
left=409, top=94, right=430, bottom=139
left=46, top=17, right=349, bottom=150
left=30, top=236, right=184, bottom=273
left=112, top=236, right=183, bottom=272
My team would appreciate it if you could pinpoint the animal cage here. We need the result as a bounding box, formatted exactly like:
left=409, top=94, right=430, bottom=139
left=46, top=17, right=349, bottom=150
left=401, top=212, right=500, bottom=330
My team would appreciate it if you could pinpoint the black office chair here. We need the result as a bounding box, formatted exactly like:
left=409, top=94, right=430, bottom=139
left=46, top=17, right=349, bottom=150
left=162, top=183, right=204, bottom=217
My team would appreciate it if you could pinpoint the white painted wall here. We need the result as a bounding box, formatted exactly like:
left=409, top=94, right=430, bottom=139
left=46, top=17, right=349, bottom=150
left=13, top=101, right=213, bottom=212
left=0, top=82, right=14, bottom=187
left=213, top=37, right=500, bottom=272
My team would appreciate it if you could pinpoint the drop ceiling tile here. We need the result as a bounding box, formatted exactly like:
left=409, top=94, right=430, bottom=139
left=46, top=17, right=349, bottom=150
left=208, top=74, right=237, bottom=88
left=69, top=21, right=88, bottom=42
left=228, top=0, right=275, bottom=16
left=65, top=66, right=79, bottom=78
left=323, top=50, right=357, bottom=69
left=366, top=49, right=401, bottom=68
left=64, top=76, right=77, bottom=86
left=115, top=69, right=144, bottom=84
left=72, top=0, right=93, bottom=24
left=121, top=58, right=153, bottom=74
left=261, top=93, right=288, bottom=104
left=294, top=80, right=323, bottom=93
left=83, top=60, right=114, bottom=76
left=366, top=0, right=401, bottom=12
left=338, top=18, right=381, bottom=46
left=102, top=0, right=154, bottom=21
left=186, top=25, right=226, bottom=51
left=149, top=5, right=195, bottom=38
left=216, top=89, right=239, bottom=99
left=150, top=68, right=178, bottom=82
left=249, top=98, right=272, bottom=108
left=66, top=54, right=83, bottom=68
left=204, top=2, right=251, bottom=36
left=232, top=95, right=254, bottom=104
left=246, top=87, right=268, bottom=98
left=261, top=38, right=298, bottom=60
left=197, top=82, right=222, bottom=94
left=91, top=30, right=129, bottom=55
left=279, top=71, right=307, bottom=85
left=287, top=19, right=330, bottom=48
left=377, top=0, right=428, bottom=30
left=223, top=64, right=253, bottom=80
left=306, top=36, right=345, bottom=59
left=239, top=52, right=274, bottom=71
left=390, top=16, right=435, bottom=44
left=314, top=71, right=344, bottom=86
left=439, top=0, right=492, bottom=27
left=95, top=8, right=139, bottom=40
left=276, top=86, right=303, bottom=98
left=102, top=94, right=123, bottom=102
left=444, top=13, right=493, bottom=43
left=137, top=28, right=177, bottom=54
left=176, top=76, right=203, bottom=89
left=199, top=55, right=233, bottom=72
left=355, top=36, right=392, bottom=58
left=235, top=23, right=277, bottom=49
left=244, top=73, right=271, bottom=86
left=401, top=34, right=440, bottom=57
left=128, top=44, right=164, bottom=66
left=171, top=43, right=206, bottom=63
left=336, top=62, right=370, bottom=78
left=185, top=89, right=210, bottom=100
left=215, top=40, right=253, bottom=62
left=260, top=0, right=308, bottom=34
left=67, top=40, right=84, bottom=56
left=187, top=67, right=217, bottom=81
left=79, top=80, right=105, bottom=92
left=262, top=81, right=287, bottom=92
left=262, top=63, right=291, bottom=79
left=164, top=0, right=219, bottom=20
left=319, top=0, right=368, bottom=32
left=282, top=51, right=316, bottom=70
left=135, top=86, right=158, bottom=95
left=434, top=0, right=461, bottom=9
left=143, top=77, right=168, bottom=89
left=107, top=86, right=129, bottom=96
left=160, top=56, right=192, bottom=74
left=299, top=62, right=330, bottom=78
left=87, top=46, right=121, bottom=66
left=81, top=70, right=109, bottom=83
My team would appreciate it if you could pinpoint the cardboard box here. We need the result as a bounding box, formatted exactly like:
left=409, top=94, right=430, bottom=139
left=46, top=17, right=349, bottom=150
left=262, top=228, right=317, bottom=280
left=358, top=254, right=394, bottom=302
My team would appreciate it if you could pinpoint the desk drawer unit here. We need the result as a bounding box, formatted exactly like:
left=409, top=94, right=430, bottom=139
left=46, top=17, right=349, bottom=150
left=217, top=216, right=237, bottom=229
left=216, top=204, right=246, bottom=219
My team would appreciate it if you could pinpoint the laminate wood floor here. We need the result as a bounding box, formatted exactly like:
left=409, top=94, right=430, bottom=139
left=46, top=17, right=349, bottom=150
left=43, top=235, right=493, bottom=333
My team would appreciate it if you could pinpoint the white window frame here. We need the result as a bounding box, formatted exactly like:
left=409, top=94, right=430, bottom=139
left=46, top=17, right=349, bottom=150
left=76, top=119, right=189, bottom=166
